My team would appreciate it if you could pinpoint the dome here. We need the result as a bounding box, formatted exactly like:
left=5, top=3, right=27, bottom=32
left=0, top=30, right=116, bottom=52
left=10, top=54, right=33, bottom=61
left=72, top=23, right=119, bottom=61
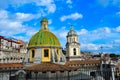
left=41, top=17, right=48, bottom=22
left=28, top=30, right=61, bottom=47
left=67, top=26, right=77, bottom=36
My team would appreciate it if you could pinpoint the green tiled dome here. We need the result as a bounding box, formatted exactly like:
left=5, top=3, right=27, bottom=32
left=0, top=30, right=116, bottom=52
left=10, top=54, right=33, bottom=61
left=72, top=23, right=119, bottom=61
left=28, top=30, right=61, bottom=47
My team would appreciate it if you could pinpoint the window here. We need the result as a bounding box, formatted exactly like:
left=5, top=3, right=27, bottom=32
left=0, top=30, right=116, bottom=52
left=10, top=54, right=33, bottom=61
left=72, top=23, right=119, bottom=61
left=57, top=49, right=59, bottom=54
left=70, top=38, right=71, bottom=42
left=32, top=50, right=35, bottom=58
left=73, top=48, right=76, bottom=55
left=44, top=49, right=49, bottom=57
left=74, top=38, right=75, bottom=41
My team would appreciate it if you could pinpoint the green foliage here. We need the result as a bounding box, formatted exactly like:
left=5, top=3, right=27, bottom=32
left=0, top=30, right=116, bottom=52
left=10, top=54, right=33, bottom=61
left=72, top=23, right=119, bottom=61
left=110, top=53, right=117, bottom=57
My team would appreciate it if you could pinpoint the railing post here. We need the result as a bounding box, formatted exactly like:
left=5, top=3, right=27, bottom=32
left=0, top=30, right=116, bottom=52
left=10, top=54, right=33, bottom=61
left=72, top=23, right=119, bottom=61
left=35, top=72, right=38, bottom=80
left=68, top=70, right=70, bottom=80
left=9, top=68, right=11, bottom=80
left=56, top=71, right=58, bottom=80
left=111, top=66, right=115, bottom=80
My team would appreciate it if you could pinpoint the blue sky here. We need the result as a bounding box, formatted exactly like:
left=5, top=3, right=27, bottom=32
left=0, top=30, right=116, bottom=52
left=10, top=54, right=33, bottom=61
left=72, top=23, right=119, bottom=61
left=0, top=0, right=120, bottom=54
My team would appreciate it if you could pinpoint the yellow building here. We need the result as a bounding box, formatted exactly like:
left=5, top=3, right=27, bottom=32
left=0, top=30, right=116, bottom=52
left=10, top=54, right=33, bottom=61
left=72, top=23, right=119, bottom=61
left=24, top=18, right=66, bottom=65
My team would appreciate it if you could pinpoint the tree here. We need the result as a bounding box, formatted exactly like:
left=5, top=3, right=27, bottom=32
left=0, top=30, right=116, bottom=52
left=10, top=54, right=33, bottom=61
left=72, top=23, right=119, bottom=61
left=109, top=53, right=117, bottom=57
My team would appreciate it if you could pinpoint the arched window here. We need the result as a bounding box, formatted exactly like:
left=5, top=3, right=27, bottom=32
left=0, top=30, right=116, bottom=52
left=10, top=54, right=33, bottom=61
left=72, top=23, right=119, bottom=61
left=70, top=38, right=71, bottom=42
left=74, top=38, right=75, bottom=41
left=73, top=48, right=76, bottom=55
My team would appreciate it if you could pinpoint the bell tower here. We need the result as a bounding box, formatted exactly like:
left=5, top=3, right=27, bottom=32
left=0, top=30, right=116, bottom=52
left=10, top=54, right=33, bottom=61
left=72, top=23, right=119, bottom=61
left=66, top=26, right=81, bottom=61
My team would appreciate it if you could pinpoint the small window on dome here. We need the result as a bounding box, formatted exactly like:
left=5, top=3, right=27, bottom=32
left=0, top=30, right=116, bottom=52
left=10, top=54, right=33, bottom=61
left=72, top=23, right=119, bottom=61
left=44, top=49, right=49, bottom=57
left=57, top=49, right=59, bottom=53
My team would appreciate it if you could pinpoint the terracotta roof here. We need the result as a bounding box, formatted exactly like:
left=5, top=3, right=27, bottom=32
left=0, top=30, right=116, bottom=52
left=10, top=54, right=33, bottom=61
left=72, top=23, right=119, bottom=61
left=0, top=63, right=24, bottom=68
left=26, top=63, right=78, bottom=71
left=117, top=63, right=120, bottom=67
left=65, top=60, right=100, bottom=66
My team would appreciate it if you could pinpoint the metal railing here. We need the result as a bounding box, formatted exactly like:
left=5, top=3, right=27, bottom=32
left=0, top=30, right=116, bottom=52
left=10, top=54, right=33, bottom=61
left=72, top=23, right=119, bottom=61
left=0, top=68, right=120, bottom=80
left=25, top=69, right=120, bottom=80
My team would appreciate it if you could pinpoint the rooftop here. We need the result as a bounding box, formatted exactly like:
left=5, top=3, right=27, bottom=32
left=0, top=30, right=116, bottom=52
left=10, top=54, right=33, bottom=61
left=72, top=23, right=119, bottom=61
left=0, top=63, right=23, bottom=68
left=25, top=63, right=78, bottom=71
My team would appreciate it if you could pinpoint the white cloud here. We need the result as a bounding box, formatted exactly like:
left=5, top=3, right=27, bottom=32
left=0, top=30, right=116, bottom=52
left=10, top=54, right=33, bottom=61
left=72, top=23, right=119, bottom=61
left=0, top=0, right=56, bottom=14
left=13, top=36, right=29, bottom=42
left=16, top=13, right=34, bottom=21
left=0, top=10, right=37, bottom=39
left=104, top=27, right=111, bottom=33
left=81, top=27, right=111, bottom=41
left=77, top=29, right=88, bottom=35
left=66, top=0, right=72, bottom=4
left=59, top=31, right=68, bottom=39
left=0, top=10, right=8, bottom=19
left=55, top=26, right=68, bottom=39
left=96, top=0, right=120, bottom=7
left=115, top=26, right=120, bottom=32
left=49, top=26, right=68, bottom=40
left=114, top=40, right=120, bottom=44
left=81, top=43, right=99, bottom=51
left=66, top=0, right=73, bottom=8
left=81, top=43, right=113, bottom=53
left=93, top=27, right=111, bottom=35
left=48, top=19, right=52, bottom=24
left=36, top=0, right=56, bottom=13
left=116, top=11, right=120, bottom=17
left=0, top=20, right=25, bottom=36
left=26, top=28, right=37, bottom=36
left=60, top=12, right=83, bottom=21
left=47, top=4, right=56, bottom=13
left=0, top=10, right=41, bottom=22
left=50, top=26, right=120, bottom=53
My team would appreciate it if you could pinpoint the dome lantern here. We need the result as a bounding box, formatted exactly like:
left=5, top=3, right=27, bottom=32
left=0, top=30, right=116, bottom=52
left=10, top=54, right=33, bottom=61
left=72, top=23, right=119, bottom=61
left=40, top=18, right=49, bottom=31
